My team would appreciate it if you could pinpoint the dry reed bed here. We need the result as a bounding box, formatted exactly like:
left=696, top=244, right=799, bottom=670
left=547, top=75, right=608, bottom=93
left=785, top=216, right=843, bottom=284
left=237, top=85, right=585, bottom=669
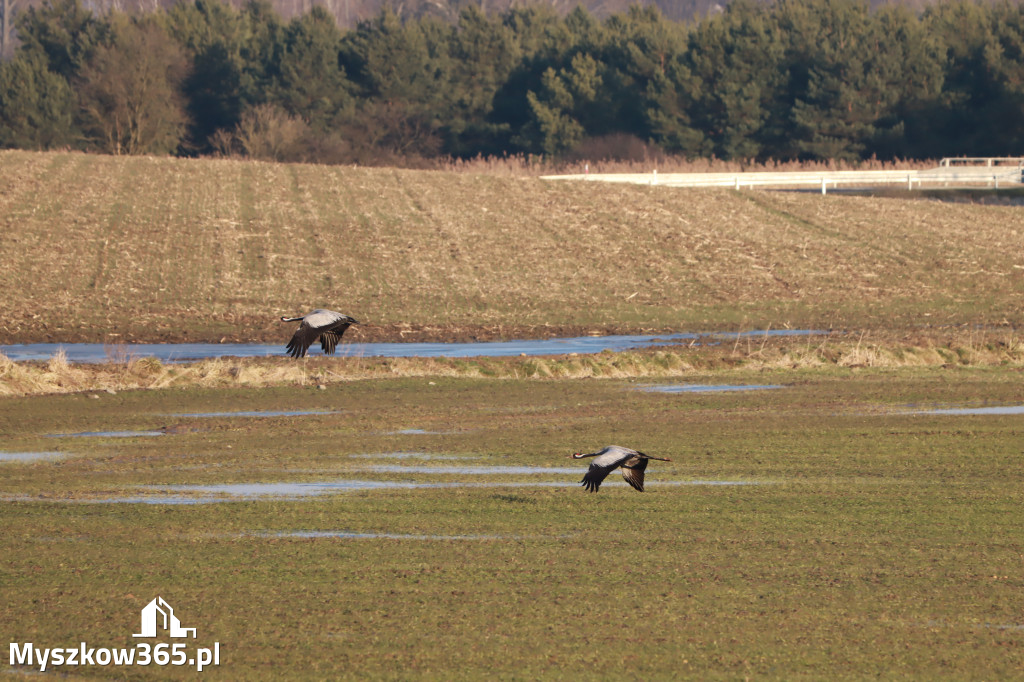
left=2, top=331, right=1022, bottom=397
left=435, top=152, right=937, bottom=176
left=2, top=150, right=1024, bottom=346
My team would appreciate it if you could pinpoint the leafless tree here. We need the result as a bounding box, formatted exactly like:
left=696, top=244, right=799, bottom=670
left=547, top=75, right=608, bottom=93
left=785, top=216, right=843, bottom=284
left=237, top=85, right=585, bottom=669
left=232, top=103, right=309, bottom=160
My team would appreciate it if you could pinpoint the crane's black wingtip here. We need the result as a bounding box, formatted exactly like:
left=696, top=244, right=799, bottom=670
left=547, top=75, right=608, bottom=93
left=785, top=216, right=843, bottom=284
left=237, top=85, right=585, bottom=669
left=285, top=340, right=306, bottom=358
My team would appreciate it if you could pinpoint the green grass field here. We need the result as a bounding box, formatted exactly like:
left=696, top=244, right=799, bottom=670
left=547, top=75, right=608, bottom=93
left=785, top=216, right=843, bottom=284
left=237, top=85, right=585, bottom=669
left=3, top=368, right=1024, bottom=678
left=2, top=150, right=1024, bottom=678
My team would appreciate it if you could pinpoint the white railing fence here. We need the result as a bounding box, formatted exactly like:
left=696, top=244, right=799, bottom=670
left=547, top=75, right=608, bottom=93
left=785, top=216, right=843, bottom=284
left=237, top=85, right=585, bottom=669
left=541, top=157, right=1024, bottom=194
left=939, top=157, right=1024, bottom=168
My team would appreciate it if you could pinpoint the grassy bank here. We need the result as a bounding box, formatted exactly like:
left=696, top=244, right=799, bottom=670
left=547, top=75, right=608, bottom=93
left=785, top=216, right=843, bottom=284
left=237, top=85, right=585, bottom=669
left=2, top=150, right=1024, bottom=346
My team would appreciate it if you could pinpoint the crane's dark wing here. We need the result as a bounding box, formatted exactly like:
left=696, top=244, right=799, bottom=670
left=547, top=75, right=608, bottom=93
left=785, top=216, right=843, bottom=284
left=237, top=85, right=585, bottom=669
left=285, top=322, right=321, bottom=358
left=319, top=322, right=353, bottom=355
left=580, top=461, right=617, bottom=492
left=619, top=455, right=648, bottom=492
left=320, top=331, right=339, bottom=355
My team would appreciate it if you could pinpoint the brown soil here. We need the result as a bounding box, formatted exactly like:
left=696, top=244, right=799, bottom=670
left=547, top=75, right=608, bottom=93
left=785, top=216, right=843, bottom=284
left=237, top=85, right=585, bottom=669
left=4, top=150, right=1024, bottom=348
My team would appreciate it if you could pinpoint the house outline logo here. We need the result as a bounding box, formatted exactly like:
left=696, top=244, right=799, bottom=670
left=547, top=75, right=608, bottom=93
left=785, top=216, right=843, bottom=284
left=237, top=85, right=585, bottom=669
left=132, top=597, right=197, bottom=639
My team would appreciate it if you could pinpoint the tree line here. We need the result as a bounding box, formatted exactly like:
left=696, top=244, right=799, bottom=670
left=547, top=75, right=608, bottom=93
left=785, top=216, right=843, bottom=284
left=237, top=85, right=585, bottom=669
left=1, top=0, right=1022, bottom=164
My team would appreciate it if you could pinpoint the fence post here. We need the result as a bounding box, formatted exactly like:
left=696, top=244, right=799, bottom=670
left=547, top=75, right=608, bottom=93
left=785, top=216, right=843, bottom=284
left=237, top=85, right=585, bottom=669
left=821, top=178, right=827, bottom=195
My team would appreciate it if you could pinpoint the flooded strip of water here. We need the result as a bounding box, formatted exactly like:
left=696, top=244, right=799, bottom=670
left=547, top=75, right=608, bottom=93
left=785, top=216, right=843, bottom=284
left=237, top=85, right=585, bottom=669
left=48, top=430, right=165, bottom=438
left=638, top=384, right=785, bottom=393
left=0, top=451, right=65, bottom=463
left=154, top=480, right=425, bottom=497
left=1, top=330, right=825, bottom=364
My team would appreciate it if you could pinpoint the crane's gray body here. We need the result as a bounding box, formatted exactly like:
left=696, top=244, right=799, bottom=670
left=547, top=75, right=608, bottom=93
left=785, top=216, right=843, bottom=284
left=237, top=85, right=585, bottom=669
left=281, top=309, right=359, bottom=358
left=572, top=445, right=671, bottom=492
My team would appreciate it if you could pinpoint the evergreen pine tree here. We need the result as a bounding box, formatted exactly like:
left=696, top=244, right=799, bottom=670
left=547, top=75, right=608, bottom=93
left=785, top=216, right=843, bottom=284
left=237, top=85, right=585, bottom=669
left=0, top=51, right=75, bottom=149
left=274, top=6, right=352, bottom=129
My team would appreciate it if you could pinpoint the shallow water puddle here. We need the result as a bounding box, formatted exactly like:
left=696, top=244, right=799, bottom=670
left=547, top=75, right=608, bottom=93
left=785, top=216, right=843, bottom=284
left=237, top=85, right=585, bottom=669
left=48, top=430, right=165, bottom=438
left=147, top=471, right=586, bottom=501
left=153, top=480, right=445, bottom=498
left=168, top=410, right=338, bottom=418
left=0, top=451, right=65, bottom=463
left=3, top=478, right=761, bottom=504
left=0, top=481, right=450, bottom=505
left=638, top=383, right=785, bottom=393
